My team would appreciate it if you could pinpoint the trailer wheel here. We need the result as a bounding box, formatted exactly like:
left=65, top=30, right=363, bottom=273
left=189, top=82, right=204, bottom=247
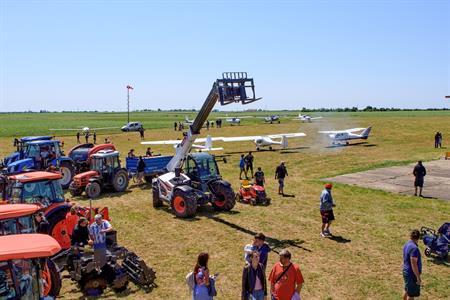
left=42, top=258, right=61, bottom=298
left=113, top=169, right=129, bottom=192
left=48, top=207, right=71, bottom=250
left=144, top=175, right=153, bottom=183
left=171, top=189, right=197, bottom=218
left=59, top=161, right=75, bottom=189
left=212, top=182, right=235, bottom=211
left=152, top=183, right=163, bottom=208
left=69, top=182, right=83, bottom=196
left=86, top=182, right=102, bottom=199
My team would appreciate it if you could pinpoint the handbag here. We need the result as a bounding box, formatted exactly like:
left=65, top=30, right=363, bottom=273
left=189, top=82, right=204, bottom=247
left=208, top=276, right=217, bottom=297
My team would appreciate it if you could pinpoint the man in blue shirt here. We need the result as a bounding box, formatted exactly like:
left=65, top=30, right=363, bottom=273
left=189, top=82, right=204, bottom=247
left=320, top=183, right=335, bottom=237
left=403, top=229, right=422, bottom=299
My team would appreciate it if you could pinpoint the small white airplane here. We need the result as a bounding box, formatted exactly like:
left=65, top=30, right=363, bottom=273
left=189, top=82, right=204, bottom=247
left=258, top=115, right=281, bottom=124
left=142, top=132, right=306, bottom=151
left=319, top=127, right=372, bottom=145
left=221, top=115, right=253, bottom=126
left=293, top=114, right=323, bottom=123
left=49, top=126, right=118, bottom=135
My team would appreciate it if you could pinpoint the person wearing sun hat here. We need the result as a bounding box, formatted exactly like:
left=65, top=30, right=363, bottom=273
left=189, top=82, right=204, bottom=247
left=320, top=183, right=336, bottom=237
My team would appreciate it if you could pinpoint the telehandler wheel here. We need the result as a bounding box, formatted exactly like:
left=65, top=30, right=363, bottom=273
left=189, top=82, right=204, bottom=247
left=212, top=183, right=236, bottom=211
left=59, top=161, right=75, bottom=189
left=86, top=182, right=102, bottom=199
left=171, top=189, right=197, bottom=218
left=113, top=169, right=129, bottom=192
left=152, top=183, right=163, bottom=208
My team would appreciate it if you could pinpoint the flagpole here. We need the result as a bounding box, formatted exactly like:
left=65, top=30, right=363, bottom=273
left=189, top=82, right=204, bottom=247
left=127, top=87, right=130, bottom=124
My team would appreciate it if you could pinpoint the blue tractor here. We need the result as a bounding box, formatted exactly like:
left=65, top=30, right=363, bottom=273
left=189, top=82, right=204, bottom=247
left=2, top=136, right=53, bottom=167
left=4, top=139, right=75, bottom=189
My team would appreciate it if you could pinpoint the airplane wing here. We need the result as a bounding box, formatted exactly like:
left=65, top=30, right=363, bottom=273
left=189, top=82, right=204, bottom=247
left=221, top=136, right=262, bottom=142
left=141, top=139, right=182, bottom=145
left=49, top=128, right=82, bottom=131
left=318, top=128, right=366, bottom=134
left=92, top=127, right=119, bottom=130
left=309, top=117, right=323, bottom=120
left=267, top=133, right=306, bottom=139
left=194, top=137, right=224, bottom=143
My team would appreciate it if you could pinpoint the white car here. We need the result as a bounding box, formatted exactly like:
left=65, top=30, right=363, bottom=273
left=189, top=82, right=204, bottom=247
left=121, top=122, right=143, bottom=132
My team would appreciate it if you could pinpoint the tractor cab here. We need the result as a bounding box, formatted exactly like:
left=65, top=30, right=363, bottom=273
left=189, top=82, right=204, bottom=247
left=2, top=136, right=53, bottom=168
left=90, top=150, right=121, bottom=178
left=5, top=172, right=65, bottom=208
left=184, top=153, right=222, bottom=192
left=0, top=204, right=39, bottom=236
left=0, top=234, right=61, bottom=300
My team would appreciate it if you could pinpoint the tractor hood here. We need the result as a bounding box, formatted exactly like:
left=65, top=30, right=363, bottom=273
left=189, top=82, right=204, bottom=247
left=3, top=152, right=21, bottom=166
left=7, top=158, right=34, bottom=174
left=73, top=170, right=98, bottom=180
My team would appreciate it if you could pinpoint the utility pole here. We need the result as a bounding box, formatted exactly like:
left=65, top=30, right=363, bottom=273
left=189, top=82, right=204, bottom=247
left=126, top=85, right=133, bottom=124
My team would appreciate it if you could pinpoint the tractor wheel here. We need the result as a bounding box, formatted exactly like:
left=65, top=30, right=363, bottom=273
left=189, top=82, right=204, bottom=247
left=86, top=182, right=102, bottom=199
left=41, top=258, right=62, bottom=298
left=59, top=161, right=75, bottom=189
left=212, top=182, right=236, bottom=211
left=69, top=182, right=83, bottom=197
left=48, top=207, right=71, bottom=250
left=81, top=272, right=108, bottom=296
left=113, top=169, right=129, bottom=192
left=152, top=183, right=163, bottom=208
left=171, top=189, right=197, bottom=218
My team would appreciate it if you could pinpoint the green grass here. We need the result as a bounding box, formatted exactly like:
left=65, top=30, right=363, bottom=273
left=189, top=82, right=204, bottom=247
left=0, top=111, right=449, bottom=299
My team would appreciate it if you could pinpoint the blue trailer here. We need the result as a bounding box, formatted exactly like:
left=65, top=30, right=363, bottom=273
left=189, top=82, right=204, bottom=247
left=126, top=156, right=173, bottom=182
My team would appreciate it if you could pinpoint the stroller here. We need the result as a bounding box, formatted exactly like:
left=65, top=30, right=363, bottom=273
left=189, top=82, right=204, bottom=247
left=236, top=180, right=270, bottom=206
left=420, top=222, right=450, bottom=259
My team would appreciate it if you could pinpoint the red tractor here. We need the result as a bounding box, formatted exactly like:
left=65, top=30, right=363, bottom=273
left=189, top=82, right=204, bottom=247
left=67, top=143, right=116, bottom=174
left=1, top=171, right=109, bottom=250
left=0, top=204, right=62, bottom=298
left=69, top=150, right=129, bottom=199
left=236, top=180, right=270, bottom=206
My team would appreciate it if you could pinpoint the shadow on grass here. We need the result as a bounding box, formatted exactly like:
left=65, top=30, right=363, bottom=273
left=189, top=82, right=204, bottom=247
left=225, top=146, right=309, bottom=155
left=69, top=190, right=133, bottom=202
left=328, top=235, right=351, bottom=243
left=156, top=204, right=240, bottom=222
left=325, top=142, right=377, bottom=149
left=207, top=215, right=312, bottom=253
left=426, top=256, right=450, bottom=267
left=282, top=194, right=295, bottom=198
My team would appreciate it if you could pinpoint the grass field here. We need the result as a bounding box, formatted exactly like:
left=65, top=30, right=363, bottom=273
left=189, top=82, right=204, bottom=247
left=0, top=111, right=449, bottom=299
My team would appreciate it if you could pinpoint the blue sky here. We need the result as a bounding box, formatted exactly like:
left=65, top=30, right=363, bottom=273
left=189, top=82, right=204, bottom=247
left=1, top=0, right=449, bottom=112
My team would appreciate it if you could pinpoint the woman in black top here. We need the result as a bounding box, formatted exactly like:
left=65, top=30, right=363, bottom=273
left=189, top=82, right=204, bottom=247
left=71, top=217, right=90, bottom=247
left=242, top=251, right=267, bottom=300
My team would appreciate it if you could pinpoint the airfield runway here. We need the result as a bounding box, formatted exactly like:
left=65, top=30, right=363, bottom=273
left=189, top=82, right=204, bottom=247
left=325, top=159, right=450, bottom=200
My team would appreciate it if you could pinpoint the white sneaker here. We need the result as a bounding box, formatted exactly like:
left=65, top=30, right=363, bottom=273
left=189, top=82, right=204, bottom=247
left=320, top=232, right=326, bottom=237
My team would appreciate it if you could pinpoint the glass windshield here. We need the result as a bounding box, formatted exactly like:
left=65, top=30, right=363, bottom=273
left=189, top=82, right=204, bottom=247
left=194, top=156, right=219, bottom=180
left=12, top=180, right=64, bottom=207
left=91, top=158, right=103, bottom=172
left=25, top=145, right=40, bottom=159
left=0, top=216, right=35, bottom=236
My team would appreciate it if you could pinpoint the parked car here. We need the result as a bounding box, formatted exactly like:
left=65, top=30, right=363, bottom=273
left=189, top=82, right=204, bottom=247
left=121, top=122, right=143, bottom=132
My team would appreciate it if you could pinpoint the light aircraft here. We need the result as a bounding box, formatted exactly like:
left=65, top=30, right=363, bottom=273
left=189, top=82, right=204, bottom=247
left=293, top=114, right=323, bottom=122
left=318, top=127, right=372, bottom=145
left=142, top=132, right=306, bottom=151
left=259, top=115, right=281, bottom=124
left=220, top=115, right=253, bottom=126
left=49, top=126, right=118, bottom=135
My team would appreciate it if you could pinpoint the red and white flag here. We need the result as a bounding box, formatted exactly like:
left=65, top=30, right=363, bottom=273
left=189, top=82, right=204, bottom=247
left=127, top=85, right=134, bottom=90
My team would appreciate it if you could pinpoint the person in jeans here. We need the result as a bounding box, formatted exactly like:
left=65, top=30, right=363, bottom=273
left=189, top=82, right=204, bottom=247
left=242, top=251, right=267, bottom=300
left=320, top=183, right=336, bottom=237
left=403, top=229, right=422, bottom=300
left=137, top=156, right=146, bottom=185
left=275, top=161, right=288, bottom=195
left=245, top=151, right=254, bottom=178
left=239, top=154, right=247, bottom=180
left=268, top=249, right=303, bottom=300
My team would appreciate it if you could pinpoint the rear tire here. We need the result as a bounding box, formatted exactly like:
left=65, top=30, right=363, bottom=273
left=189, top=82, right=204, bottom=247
left=86, top=182, right=102, bottom=199
left=60, top=161, right=75, bottom=189
left=212, top=182, right=235, bottom=211
left=152, top=183, right=163, bottom=208
left=48, top=207, right=71, bottom=250
left=113, top=169, right=129, bottom=192
left=69, top=182, right=83, bottom=196
left=171, top=189, right=197, bottom=218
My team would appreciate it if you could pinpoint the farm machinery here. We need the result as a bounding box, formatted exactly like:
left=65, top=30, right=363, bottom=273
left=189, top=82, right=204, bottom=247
left=0, top=204, right=62, bottom=298
left=67, top=143, right=116, bottom=174
left=2, top=138, right=75, bottom=189
left=236, top=180, right=270, bottom=206
left=0, top=170, right=109, bottom=250
left=152, top=72, right=261, bottom=218
left=69, top=150, right=129, bottom=198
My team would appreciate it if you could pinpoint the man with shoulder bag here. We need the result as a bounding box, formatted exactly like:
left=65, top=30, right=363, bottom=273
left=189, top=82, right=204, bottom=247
left=268, top=249, right=304, bottom=300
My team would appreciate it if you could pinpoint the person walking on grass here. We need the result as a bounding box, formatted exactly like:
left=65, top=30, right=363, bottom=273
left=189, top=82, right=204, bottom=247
left=320, top=183, right=336, bottom=237
left=93, top=131, right=97, bottom=144
left=402, top=229, right=422, bottom=300
left=239, top=154, right=247, bottom=180
left=254, top=167, right=265, bottom=187
left=275, top=161, right=288, bottom=196
left=434, top=132, right=440, bottom=148
left=84, top=132, right=89, bottom=143
left=242, top=251, right=267, bottom=300
left=76, top=132, right=80, bottom=144
left=174, top=121, right=178, bottom=131
left=268, top=249, right=303, bottom=300
left=413, top=161, right=426, bottom=197
left=245, top=151, right=254, bottom=178
left=137, top=156, right=146, bottom=185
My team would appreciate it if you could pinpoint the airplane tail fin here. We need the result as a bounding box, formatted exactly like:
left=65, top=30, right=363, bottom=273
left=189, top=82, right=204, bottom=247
left=361, top=127, right=372, bottom=138
left=185, top=116, right=189, bottom=122
left=205, top=135, right=213, bottom=149
left=281, top=135, right=288, bottom=149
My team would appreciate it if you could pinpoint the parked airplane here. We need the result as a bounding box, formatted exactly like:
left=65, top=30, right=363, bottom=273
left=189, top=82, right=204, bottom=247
left=293, top=114, right=323, bottom=122
left=259, top=115, right=281, bottom=124
left=142, top=132, right=306, bottom=151
left=318, top=127, right=372, bottom=145
left=221, top=115, right=253, bottom=125
left=49, top=126, right=118, bottom=135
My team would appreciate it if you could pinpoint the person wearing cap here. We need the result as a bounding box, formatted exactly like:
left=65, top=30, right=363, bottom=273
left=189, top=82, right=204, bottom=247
left=320, top=183, right=336, bottom=237
left=88, top=214, right=113, bottom=272
left=275, top=161, right=288, bottom=196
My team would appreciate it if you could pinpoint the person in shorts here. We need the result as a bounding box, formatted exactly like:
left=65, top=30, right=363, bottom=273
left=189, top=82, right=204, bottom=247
left=402, top=229, right=422, bottom=299
left=413, top=161, right=426, bottom=197
left=320, top=183, right=335, bottom=237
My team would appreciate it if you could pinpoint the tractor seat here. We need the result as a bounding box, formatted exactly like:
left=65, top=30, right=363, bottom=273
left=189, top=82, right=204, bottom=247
left=241, top=179, right=253, bottom=189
